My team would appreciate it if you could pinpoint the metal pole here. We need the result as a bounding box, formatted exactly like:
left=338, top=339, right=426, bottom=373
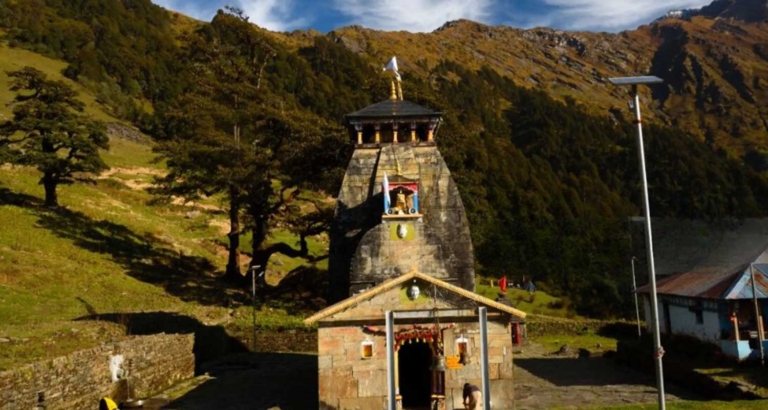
left=632, top=257, right=642, bottom=338
left=251, top=265, right=261, bottom=351
left=632, top=85, right=666, bottom=410
left=479, top=307, right=491, bottom=409
left=252, top=266, right=257, bottom=351
left=386, top=311, right=396, bottom=410
left=751, top=264, right=765, bottom=367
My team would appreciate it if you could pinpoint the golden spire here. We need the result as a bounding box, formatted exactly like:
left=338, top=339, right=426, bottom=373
left=390, top=81, right=397, bottom=100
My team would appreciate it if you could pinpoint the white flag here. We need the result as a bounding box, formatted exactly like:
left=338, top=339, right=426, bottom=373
left=383, top=56, right=401, bottom=81
left=382, top=172, right=390, bottom=211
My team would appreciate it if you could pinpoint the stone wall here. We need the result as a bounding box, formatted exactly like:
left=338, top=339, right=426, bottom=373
left=329, top=144, right=474, bottom=302
left=317, top=319, right=515, bottom=410
left=0, top=333, right=194, bottom=410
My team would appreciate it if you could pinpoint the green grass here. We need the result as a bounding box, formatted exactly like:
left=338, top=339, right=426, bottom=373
left=0, top=40, right=328, bottom=367
left=475, top=280, right=580, bottom=319
left=535, top=333, right=619, bottom=352
left=0, top=41, right=117, bottom=122
left=0, top=135, right=324, bottom=368
left=0, top=160, right=237, bottom=369
left=102, top=136, right=163, bottom=169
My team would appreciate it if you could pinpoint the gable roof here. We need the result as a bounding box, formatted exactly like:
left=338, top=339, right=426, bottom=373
left=637, top=263, right=768, bottom=299
left=304, top=271, right=526, bottom=325
left=346, top=99, right=442, bottom=121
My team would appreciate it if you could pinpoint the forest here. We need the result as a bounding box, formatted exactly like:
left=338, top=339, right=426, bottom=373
left=1, top=0, right=767, bottom=318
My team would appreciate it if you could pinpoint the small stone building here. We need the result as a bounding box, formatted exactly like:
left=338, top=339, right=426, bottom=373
left=305, top=270, right=526, bottom=410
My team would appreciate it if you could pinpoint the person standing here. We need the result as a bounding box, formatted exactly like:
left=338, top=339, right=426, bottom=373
left=463, top=382, right=482, bottom=410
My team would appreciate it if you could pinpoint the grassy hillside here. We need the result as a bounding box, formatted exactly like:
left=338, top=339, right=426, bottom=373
left=475, top=280, right=579, bottom=319
left=0, top=41, right=324, bottom=369
left=0, top=42, right=116, bottom=122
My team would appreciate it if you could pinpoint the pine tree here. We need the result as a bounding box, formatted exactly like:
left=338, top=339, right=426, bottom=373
left=154, top=9, right=278, bottom=282
left=0, top=67, right=109, bottom=207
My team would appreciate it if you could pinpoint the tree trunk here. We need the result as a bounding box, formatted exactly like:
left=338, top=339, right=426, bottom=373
left=247, top=215, right=270, bottom=286
left=43, top=172, right=58, bottom=208
left=224, top=200, right=242, bottom=282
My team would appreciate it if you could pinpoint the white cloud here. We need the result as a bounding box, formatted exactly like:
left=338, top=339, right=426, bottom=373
left=237, top=0, right=310, bottom=31
left=153, top=0, right=309, bottom=31
left=332, top=0, right=495, bottom=32
left=539, top=0, right=713, bottom=31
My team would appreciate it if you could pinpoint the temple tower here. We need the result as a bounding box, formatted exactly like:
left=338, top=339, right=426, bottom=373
left=328, top=86, right=475, bottom=302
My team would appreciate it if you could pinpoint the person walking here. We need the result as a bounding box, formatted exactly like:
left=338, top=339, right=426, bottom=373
left=463, top=382, right=482, bottom=410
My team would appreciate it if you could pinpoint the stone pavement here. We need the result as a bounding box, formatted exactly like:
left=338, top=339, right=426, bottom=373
left=149, top=345, right=697, bottom=409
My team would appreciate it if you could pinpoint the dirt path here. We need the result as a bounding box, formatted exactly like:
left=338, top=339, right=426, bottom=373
left=98, top=166, right=224, bottom=215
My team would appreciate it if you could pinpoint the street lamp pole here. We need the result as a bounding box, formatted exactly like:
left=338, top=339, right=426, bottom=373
left=250, top=264, right=262, bottom=351
left=632, top=256, right=641, bottom=339
left=609, top=76, right=666, bottom=410
left=750, top=263, right=765, bottom=367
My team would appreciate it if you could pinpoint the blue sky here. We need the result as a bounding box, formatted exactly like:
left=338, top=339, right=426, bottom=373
left=152, top=0, right=714, bottom=33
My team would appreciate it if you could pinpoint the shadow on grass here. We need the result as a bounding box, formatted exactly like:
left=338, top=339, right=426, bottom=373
left=515, top=357, right=666, bottom=387
left=165, top=352, right=318, bottom=410
left=76, top=311, right=248, bottom=373
left=257, top=265, right=329, bottom=316
left=0, top=187, right=247, bottom=308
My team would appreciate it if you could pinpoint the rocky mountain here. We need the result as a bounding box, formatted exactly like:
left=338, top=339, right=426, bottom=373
left=658, top=0, right=767, bottom=23
left=697, top=0, right=767, bottom=22
left=278, top=0, right=768, bottom=163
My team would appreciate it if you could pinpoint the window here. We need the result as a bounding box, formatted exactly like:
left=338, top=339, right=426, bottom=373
left=695, top=310, right=704, bottom=325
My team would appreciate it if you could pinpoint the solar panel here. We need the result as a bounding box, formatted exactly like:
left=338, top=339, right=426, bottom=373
left=608, top=76, right=664, bottom=85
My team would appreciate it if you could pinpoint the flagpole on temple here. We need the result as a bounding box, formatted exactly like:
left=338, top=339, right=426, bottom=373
left=384, top=56, right=402, bottom=100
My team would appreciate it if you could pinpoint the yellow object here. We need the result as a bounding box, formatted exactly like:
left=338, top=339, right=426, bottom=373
left=99, top=397, right=118, bottom=410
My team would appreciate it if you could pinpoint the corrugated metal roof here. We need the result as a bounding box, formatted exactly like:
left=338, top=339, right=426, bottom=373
left=346, top=99, right=442, bottom=120
left=723, top=264, right=768, bottom=299
left=637, top=263, right=768, bottom=300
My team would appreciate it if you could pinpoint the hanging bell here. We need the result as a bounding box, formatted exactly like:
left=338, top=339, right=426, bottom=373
left=459, top=351, right=471, bottom=365
left=429, top=355, right=447, bottom=372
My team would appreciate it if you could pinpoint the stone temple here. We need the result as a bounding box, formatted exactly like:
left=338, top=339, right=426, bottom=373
left=307, top=85, right=526, bottom=410
left=327, top=84, right=475, bottom=303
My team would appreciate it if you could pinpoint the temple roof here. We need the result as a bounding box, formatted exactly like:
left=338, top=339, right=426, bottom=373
left=346, top=99, right=442, bottom=121
left=304, top=270, right=526, bottom=325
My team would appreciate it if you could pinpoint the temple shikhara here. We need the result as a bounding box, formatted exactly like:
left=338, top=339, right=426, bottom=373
left=305, top=70, right=527, bottom=410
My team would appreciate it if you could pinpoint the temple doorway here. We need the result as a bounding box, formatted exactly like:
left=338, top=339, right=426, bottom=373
left=398, top=341, right=432, bottom=409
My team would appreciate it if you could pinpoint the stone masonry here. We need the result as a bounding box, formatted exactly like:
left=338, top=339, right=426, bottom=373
left=329, top=144, right=475, bottom=301
left=0, top=333, right=194, bottom=410
left=315, top=285, right=517, bottom=410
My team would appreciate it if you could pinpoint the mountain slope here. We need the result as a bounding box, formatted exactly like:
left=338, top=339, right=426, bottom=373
left=296, top=10, right=768, bottom=160
left=1, top=0, right=767, bottom=327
